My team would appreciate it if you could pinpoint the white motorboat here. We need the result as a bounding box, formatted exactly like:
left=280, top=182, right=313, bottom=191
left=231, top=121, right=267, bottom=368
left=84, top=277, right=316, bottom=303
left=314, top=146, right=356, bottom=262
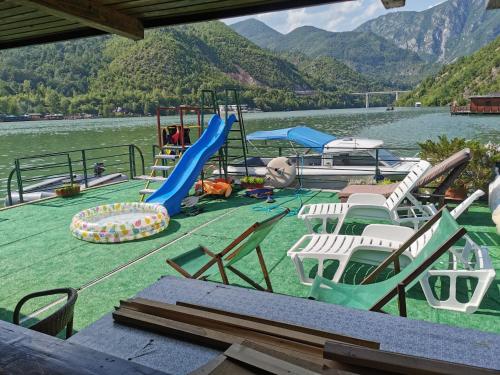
left=215, top=126, right=419, bottom=190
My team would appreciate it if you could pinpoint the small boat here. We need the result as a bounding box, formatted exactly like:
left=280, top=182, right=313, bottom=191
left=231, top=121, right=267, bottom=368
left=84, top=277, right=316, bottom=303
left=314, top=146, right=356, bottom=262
left=415, top=102, right=422, bottom=108
left=215, top=126, right=419, bottom=190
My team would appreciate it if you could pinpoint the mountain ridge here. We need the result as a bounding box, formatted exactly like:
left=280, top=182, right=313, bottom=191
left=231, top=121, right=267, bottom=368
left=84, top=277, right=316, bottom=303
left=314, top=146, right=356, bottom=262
left=0, top=21, right=377, bottom=115
left=356, top=0, right=499, bottom=63
left=230, top=19, right=435, bottom=88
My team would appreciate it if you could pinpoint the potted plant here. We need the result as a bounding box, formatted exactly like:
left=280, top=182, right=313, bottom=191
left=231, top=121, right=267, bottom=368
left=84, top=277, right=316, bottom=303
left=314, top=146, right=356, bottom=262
left=55, top=183, right=81, bottom=198
left=419, top=136, right=499, bottom=199
left=240, top=176, right=265, bottom=189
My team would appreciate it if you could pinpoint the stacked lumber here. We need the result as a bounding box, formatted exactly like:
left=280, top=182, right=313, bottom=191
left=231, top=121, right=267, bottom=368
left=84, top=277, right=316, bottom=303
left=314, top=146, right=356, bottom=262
left=113, top=298, right=494, bottom=375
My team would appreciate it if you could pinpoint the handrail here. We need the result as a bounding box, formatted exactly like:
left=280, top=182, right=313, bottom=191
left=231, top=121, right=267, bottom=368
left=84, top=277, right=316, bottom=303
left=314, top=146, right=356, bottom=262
left=5, top=144, right=145, bottom=205
left=6, top=168, right=16, bottom=206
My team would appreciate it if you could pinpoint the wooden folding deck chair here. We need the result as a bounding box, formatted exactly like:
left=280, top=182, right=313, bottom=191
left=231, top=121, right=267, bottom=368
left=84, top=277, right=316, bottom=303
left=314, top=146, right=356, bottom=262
left=167, top=208, right=289, bottom=292
left=308, top=208, right=467, bottom=317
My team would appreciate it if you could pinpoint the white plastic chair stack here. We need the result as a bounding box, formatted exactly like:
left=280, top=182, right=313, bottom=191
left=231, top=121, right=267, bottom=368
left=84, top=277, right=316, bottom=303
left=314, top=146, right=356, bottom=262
left=289, top=190, right=495, bottom=313
left=298, top=160, right=432, bottom=234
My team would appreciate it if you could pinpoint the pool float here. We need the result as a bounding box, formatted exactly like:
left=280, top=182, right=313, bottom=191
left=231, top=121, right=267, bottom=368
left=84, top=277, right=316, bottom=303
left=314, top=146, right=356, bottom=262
left=70, top=202, right=169, bottom=243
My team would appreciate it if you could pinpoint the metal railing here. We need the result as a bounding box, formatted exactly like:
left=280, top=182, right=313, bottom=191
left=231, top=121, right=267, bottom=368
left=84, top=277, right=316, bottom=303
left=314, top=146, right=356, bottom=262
left=6, top=144, right=145, bottom=206
left=225, top=142, right=420, bottom=186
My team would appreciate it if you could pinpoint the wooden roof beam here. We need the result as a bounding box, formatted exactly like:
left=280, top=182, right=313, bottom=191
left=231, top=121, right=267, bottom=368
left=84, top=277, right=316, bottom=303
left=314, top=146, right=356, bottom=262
left=11, top=0, right=144, bottom=40
left=381, top=0, right=405, bottom=9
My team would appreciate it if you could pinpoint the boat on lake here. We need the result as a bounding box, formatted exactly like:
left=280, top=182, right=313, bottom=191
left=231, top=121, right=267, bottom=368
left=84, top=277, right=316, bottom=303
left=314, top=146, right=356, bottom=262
left=214, top=126, right=419, bottom=189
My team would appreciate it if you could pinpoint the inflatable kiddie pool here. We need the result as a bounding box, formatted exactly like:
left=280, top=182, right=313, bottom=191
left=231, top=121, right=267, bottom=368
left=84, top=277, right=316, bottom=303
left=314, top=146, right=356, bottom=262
left=70, top=202, right=169, bottom=243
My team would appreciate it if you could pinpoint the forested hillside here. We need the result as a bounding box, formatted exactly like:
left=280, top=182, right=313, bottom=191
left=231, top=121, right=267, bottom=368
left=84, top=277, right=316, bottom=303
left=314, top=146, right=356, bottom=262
left=0, top=21, right=376, bottom=115
left=398, top=37, right=500, bottom=106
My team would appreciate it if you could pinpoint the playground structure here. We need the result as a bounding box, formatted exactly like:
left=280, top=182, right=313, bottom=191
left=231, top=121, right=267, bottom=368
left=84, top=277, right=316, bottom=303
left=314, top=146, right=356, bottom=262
left=139, top=89, right=250, bottom=211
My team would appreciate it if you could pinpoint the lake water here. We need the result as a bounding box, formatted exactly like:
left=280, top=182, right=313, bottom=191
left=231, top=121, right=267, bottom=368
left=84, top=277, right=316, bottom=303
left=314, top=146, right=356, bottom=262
left=1, top=107, right=498, bottom=198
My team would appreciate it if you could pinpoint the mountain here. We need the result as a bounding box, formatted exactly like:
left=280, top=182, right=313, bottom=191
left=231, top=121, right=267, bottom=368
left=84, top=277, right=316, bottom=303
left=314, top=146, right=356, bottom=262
left=230, top=19, right=435, bottom=88
left=0, top=21, right=375, bottom=115
left=398, top=37, right=500, bottom=106
left=356, top=0, right=500, bottom=63
left=229, top=18, right=283, bottom=50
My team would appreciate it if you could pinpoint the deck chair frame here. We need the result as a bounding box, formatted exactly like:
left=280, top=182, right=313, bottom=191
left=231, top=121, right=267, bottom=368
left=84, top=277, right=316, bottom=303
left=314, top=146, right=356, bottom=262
left=360, top=207, right=467, bottom=316
left=167, top=209, right=289, bottom=292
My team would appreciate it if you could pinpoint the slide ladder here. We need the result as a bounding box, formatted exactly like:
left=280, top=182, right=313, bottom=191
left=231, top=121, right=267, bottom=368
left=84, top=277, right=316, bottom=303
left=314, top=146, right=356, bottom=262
left=220, top=88, right=249, bottom=179
left=138, top=106, right=201, bottom=200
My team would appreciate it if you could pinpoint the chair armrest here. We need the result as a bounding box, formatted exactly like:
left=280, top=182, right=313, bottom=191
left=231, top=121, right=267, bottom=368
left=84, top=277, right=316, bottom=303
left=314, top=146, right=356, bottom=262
left=347, top=193, right=387, bottom=206
left=361, top=224, right=414, bottom=242
left=13, top=288, right=77, bottom=327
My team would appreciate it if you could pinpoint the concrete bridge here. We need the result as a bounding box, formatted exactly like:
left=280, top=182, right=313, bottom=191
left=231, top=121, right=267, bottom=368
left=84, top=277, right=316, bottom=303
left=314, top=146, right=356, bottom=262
left=351, top=90, right=411, bottom=108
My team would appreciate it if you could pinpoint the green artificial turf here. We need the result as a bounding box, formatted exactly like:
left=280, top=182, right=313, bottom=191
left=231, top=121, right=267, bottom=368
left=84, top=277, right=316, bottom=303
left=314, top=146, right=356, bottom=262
left=0, top=181, right=498, bottom=334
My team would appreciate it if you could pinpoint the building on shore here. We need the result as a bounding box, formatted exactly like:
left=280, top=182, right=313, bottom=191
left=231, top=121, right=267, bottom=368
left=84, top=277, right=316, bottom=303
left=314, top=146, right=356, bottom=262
left=451, top=94, right=500, bottom=115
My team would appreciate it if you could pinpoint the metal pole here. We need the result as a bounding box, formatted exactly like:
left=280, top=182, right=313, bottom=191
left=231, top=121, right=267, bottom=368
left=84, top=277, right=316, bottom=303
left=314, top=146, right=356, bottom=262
left=128, top=145, right=134, bottom=179
left=375, top=148, right=382, bottom=181
left=14, top=159, right=24, bottom=203
left=365, top=93, right=369, bottom=109
left=156, top=107, right=162, bottom=148
left=68, top=155, right=74, bottom=185
left=131, top=145, right=137, bottom=178
left=7, top=168, right=15, bottom=206
left=81, top=150, right=88, bottom=188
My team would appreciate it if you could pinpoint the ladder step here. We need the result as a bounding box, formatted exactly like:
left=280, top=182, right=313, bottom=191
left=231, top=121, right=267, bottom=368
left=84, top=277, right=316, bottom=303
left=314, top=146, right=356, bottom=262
left=162, top=145, right=190, bottom=150
left=135, top=175, right=167, bottom=182
left=151, top=165, right=174, bottom=171
left=139, top=189, right=156, bottom=195
left=156, top=154, right=178, bottom=160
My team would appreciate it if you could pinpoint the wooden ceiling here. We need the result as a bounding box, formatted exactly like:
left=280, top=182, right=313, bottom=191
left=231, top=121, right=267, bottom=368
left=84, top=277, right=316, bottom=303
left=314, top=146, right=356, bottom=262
left=0, top=0, right=413, bottom=49
left=2, top=0, right=497, bottom=50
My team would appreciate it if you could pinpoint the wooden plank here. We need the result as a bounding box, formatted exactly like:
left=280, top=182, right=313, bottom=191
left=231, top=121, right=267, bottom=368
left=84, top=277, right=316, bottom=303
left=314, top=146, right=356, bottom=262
left=323, top=341, right=497, bottom=375
left=115, top=306, right=325, bottom=361
left=224, top=343, right=322, bottom=375
left=13, top=0, right=144, bottom=40
left=113, top=307, right=240, bottom=349
left=122, top=298, right=379, bottom=349
left=0, top=14, right=61, bottom=31
left=176, top=301, right=380, bottom=350
left=189, top=354, right=258, bottom=375
left=0, top=322, right=167, bottom=375
left=0, top=23, right=81, bottom=41
left=0, top=19, right=76, bottom=37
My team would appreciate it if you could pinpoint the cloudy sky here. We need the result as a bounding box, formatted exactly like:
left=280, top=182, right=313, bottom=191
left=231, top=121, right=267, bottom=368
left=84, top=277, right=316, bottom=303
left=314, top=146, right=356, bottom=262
left=222, top=0, right=447, bottom=33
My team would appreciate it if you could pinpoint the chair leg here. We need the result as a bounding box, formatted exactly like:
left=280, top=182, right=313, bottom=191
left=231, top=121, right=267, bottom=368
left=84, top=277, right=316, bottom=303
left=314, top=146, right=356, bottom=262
left=217, top=257, right=229, bottom=285
left=66, top=318, right=74, bottom=339
left=226, top=265, right=266, bottom=291
left=397, top=283, right=407, bottom=317
left=256, top=246, right=273, bottom=292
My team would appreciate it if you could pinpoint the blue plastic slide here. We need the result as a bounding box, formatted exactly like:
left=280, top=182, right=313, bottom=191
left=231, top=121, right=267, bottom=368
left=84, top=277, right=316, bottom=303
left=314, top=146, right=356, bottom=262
left=146, top=114, right=236, bottom=216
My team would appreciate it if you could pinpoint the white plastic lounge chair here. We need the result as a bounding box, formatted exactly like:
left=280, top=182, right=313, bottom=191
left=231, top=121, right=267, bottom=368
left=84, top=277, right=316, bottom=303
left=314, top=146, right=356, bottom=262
left=298, top=160, right=433, bottom=234
left=290, top=191, right=494, bottom=313
left=420, top=233, right=495, bottom=313
left=289, top=190, right=483, bottom=281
